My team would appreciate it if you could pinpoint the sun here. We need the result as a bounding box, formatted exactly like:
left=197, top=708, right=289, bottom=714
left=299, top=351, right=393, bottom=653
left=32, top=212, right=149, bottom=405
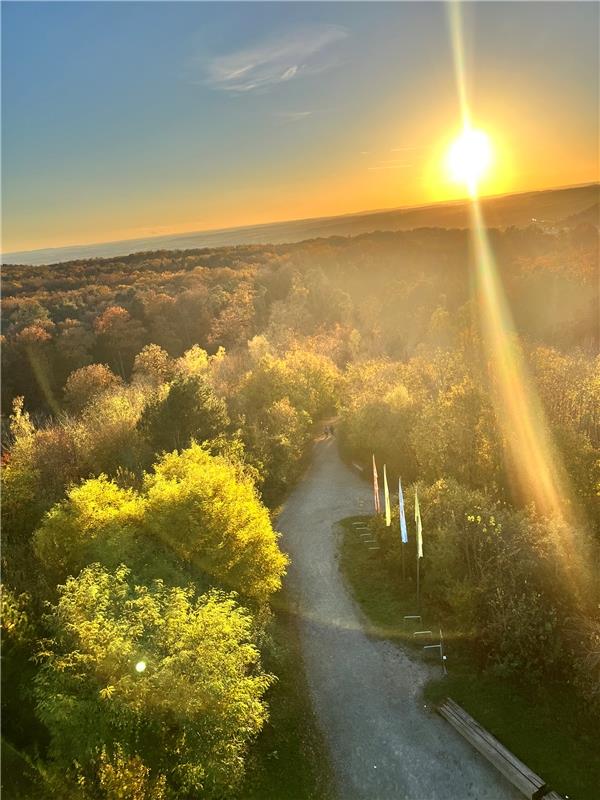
left=446, top=127, right=493, bottom=197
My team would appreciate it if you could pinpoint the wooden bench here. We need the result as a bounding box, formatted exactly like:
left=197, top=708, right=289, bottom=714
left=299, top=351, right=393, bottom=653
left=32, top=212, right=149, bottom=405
left=437, top=698, right=562, bottom=800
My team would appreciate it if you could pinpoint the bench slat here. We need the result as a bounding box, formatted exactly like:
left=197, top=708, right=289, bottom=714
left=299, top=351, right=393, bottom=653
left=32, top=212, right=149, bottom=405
left=439, top=705, right=536, bottom=796
left=443, top=699, right=545, bottom=787
left=439, top=704, right=540, bottom=798
left=438, top=701, right=547, bottom=799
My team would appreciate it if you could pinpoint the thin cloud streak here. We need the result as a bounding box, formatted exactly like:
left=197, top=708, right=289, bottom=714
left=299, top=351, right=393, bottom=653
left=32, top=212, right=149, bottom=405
left=368, top=163, right=413, bottom=170
left=273, top=110, right=313, bottom=122
left=204, top=25, right=348, bottom=93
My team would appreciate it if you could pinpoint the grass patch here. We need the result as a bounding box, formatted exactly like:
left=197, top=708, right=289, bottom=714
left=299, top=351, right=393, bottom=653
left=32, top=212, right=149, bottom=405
left=424, top=670, right=599, bottom=800
left=239, top=599, right=334, bottom=800
left=339, top=515, right=599, bottom=800
left=1, top=739, right=47, bottom=800
left=340, top=515, right=434, bottom=651
left=341, top=516, right=409, bottom=631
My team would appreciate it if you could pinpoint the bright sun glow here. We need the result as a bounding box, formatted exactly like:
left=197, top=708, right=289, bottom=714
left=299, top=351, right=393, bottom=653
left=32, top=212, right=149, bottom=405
left=446, top=128, right=492, bottom=196
left=135, top=661, right=146, bottom=673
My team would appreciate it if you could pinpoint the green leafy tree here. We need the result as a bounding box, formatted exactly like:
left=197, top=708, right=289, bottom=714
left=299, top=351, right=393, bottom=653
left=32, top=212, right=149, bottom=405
left=244, top=397, right=312, bottom=503
left=33, top=477, right=146, bottom=586
left=1, top=586, right=44, bottom=752
left=138, top=375, right=229, bottom=454
left=34, top=565, right=273, bottom=798
left=144, top=443, right=288, bottom=601
left=95, top=746, right=167, bottom=800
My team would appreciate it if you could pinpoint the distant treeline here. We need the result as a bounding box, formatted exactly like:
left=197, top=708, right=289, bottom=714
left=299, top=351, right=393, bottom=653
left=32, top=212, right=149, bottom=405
left=2, top=224, right=598, bottom=417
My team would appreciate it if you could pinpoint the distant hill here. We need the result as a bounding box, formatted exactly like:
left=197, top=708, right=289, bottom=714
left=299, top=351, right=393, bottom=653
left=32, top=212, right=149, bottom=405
left=559, top=201, right=599, bottom=228
left=4, top=183, right=598, bottom=267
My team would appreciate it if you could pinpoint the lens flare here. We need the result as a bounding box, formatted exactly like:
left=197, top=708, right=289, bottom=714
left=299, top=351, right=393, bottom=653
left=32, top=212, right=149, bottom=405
left=446, top=0, right=590, bottom=600
left=447, top=128, right=492, bottom=197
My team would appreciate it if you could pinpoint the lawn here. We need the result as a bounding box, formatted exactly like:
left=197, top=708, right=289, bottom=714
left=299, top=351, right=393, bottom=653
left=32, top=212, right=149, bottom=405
left=239, top=597, right=334, bottom=800
left=339, top=515, right=600, bottom=800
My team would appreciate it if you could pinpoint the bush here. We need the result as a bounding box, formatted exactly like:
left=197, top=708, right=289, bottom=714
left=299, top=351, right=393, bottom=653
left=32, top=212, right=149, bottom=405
left=370, top=477, right=594, bottom=683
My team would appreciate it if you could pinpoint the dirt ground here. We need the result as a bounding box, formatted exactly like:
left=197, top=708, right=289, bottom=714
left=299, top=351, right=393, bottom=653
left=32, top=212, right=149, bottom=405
left=277, top=435, right=519, bottom=800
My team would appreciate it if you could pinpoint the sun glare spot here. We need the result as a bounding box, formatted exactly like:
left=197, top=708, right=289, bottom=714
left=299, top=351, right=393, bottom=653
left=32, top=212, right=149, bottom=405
left=447, top=128, right=492, bottom=196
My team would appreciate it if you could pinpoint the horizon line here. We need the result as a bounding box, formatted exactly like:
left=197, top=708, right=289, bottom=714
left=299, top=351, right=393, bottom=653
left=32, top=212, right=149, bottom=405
left=3, top=179, right=598, bottom=263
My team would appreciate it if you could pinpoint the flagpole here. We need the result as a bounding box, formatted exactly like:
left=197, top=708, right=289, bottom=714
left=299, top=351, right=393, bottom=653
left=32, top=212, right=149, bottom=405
left=416, top=554, right=420, bottom=612
left=401, top=543, right=405, bottom=582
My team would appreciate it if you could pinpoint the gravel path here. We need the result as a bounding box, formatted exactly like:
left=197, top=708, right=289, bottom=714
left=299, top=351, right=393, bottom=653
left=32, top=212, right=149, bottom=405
left=278, top=436, right=520, bottom=800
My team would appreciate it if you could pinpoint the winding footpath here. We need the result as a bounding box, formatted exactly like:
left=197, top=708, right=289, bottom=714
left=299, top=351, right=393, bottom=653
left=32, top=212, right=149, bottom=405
left=278, top=436, right=519, bottom=800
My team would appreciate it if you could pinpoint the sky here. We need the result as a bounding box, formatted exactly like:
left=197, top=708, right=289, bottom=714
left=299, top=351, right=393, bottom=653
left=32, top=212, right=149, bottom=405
left=2, top=1, right=599, bottom=254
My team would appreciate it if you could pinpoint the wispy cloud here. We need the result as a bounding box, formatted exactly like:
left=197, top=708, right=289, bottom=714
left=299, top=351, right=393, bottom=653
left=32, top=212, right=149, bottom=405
left=361, top=145, right=422, bottom=170
left=272, top=110, right=313, bottom=122
left=368, top=160, right=413, bottom=170
left=204, top=25, right=348, bottom=93
left=368, top=165, right=413, bottom=170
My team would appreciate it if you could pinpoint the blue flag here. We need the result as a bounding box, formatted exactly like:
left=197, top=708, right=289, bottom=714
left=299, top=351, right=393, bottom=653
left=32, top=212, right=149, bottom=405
left=398, top=478, right=408, bottom=544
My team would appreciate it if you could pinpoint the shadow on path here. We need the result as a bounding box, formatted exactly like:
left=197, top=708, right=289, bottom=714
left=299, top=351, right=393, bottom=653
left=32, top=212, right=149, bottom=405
left=277, top=437, right=519, bottom=800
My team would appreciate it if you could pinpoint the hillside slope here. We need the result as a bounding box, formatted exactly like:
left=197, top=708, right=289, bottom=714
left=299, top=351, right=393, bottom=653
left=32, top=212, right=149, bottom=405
left=4, top=184, right=598, bottom=266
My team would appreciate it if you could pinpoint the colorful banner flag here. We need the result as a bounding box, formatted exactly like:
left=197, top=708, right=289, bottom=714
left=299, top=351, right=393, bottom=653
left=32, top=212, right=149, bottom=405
left=398, top=478, right=408, bottom=543
left=383, top=465, right=391, bottom=526
left=372, top=455, right=381, bottom=514
left=415, top=488, right=423, bottom=558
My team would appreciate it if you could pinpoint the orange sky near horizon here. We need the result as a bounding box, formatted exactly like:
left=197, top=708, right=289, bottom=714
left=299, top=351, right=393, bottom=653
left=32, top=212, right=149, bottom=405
left=2, top=1, right=598, bottom=254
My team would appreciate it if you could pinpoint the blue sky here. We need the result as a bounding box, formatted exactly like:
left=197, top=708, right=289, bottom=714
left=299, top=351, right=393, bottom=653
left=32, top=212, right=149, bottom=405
left=2, top=1, right=598, bottom=252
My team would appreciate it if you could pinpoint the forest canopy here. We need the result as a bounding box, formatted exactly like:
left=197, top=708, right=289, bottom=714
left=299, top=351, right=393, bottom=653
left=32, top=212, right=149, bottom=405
left=2, top=218, right=599, bottom=797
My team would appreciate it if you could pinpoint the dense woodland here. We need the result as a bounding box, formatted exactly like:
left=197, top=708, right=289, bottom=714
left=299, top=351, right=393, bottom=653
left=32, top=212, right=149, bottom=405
left=2, top=218, right=599, bottom=797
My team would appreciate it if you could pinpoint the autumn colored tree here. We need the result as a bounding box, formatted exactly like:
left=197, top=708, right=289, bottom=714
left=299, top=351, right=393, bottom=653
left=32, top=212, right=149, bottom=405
left=132, top=344, right=174, bottom=387
left=55, top=318, right=95, bottom=383
left=144, top=443, right=288, bottom=601
left=33, top=477, right=146, bottom=587
left=174, top=343, right=210, bottom=379
left=64, top=363, right=123, bottom=412
left=10, top=322, right=59, bottom=412
left=94, top=306, right=147, bottom=377
left=34, top=565, right=273, bottom=798
left=208, top=282, right=257, bottom=350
